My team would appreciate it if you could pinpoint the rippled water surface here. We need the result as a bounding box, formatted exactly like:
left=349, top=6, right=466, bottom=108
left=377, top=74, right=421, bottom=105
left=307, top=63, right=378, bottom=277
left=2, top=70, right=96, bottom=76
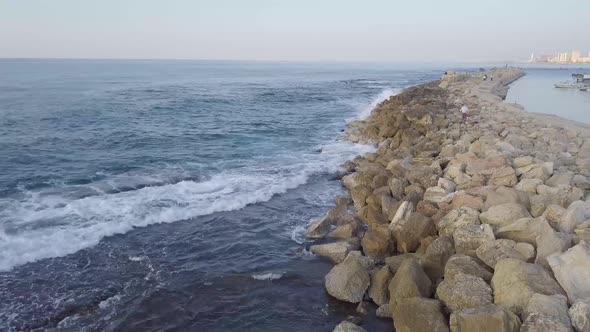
left=0, top=59, right=442, bottom=331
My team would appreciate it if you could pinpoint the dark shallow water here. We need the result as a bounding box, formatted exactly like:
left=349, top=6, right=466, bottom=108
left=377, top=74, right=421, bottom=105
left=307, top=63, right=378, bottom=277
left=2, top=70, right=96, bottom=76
left=0, top=60, right=442, bottom=331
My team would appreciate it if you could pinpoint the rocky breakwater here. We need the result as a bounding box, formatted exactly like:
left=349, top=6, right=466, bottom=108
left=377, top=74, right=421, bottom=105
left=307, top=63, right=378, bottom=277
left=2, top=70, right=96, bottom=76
left=307, top=68, right=590, bottom=332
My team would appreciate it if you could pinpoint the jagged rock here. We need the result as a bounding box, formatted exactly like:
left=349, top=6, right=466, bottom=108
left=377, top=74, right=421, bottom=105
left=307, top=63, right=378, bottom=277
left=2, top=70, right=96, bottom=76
left=361, top=225, right=392, bottom=260
left=451, top=192, right=484, bottom=211
left=390, top=212, right=436, bottom=253
left=416, top=235, right=438, bottom=255
left=546, top=171, right=574, bottom=187
left=420, top=236, right=455, bottom=281
left=376, top=303, right=391, bottom=319
left=548, top=241, right=590, bottom=304
left=388, top=259, right=432, bottom=309
left=536, top=220, right=573, bottom=269
left=529, top=194, right=557, bottom=217
left=438, top=177, right=457, bottom=192
left=444, top=254, right=493, bottom=282
left=489, top=166, right=518, bottom=187
left=476, top=239, right=529, bottom=269
left=479, top=202, right=531, bottom=231
left=333, top=321, right=367, bottom=332
left=329, top=221, right=360, bottom=239
left=515, top=178, right=543, bottom=194
left=450, top=305, right=522, bottom=332
left=573, top=174, right=590, bottom=190
left=325, top=252, right=371, bottom=303
left=392, top=297, right=449, bottom=332
left=423, top=186, right=455, bottom=204
left=491, top=258, right=565, bottom=315
left=406, top=163, right=442, bottom=189
left=483, top=186, right=530, bottom=211
left=495, top=217, right=541, bottom=245
left=416, top=200, right=439, bottom=217
left=388, top=177, right=407, bottom=200
left=437, top=207, right=481, bottom=237
left=381, top=196, right=401, bottom=220
left=436, top=273, right=493, bottom=312
left=453, top=224, right=495, bottom=257
left=311, top=238, right=361, bottom=264
left=368, top=266, right=392, bottom=306
left=569, top=299, right=590, bottom=332
left=575, top=221, right=590, bottom=244
left=543, top=204, right=567, bottom=229
left=385, top=253, right=418, bottom=274
left=522, top=294, right=572, bottom=331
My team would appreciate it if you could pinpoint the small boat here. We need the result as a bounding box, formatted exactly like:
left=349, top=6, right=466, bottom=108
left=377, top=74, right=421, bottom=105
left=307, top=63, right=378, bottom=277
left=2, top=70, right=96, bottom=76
left=554, top=81, right=579, bottom=89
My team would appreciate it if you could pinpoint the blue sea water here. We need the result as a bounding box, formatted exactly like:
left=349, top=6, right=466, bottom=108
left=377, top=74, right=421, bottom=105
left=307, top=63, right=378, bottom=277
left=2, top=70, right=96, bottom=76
left=0, top=59, right=442, bottom=331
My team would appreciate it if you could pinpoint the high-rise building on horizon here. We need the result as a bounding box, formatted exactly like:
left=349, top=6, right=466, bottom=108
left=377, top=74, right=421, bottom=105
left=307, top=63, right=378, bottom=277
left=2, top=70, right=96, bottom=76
left=572, top=50, right=582, bottom=63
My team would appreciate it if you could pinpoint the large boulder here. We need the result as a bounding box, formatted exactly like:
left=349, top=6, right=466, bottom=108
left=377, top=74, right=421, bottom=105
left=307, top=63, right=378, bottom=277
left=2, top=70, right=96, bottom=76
left=548, top=241, right=590, bottom=304
left=437, top=207, right=480, bottom=237
left=361, top=225, right=392, bottom=260
left=325, top=252, right=371, bottom=303
left=436, top=273, right=493, bottom=312
left=546, top=171, right=575, bottom=187
left=423, top=186, right=455, bottom=205
left=388, top=259, right=432, bottom=309
left=491, top=258, right=565, bottom=315
left=560, top=201, right=590, bottom=233
left=329, top=221, right=360, bottom=239
left=311, top=238, right=361, bottom=264
left=495, top=217, right=541, bottom=245
left=420, top=236, right=455, bottom=281
left=489, top=166, right=518, bottom=187
left=483, top=186, right=530, bottom=211
left=480, top=203, right=532, bottom=231
left=450, top=305, right=521, bottom=332
left=452, top=192, right=484, bottom=211
left=444, top=254, right=493, bottom=282
left=368, top=266, right=392, bottom=306
left=390, top=212, right=436, bottom=253
left=406, top=163, right=442, bottom=189
left=476, top=239, right=531, bottom=269
left=543, top=204, right=567, bottom=229
left=453, top=224, right=495, bottom=257
left=392, top=297, right=450, bottom=332
left=385, top=253, right=419, bottom=274
left=333, top=321, right=367, bottom=332
left=388, top=177, right=407, bottom=200
left=522, top=294, right=572, bottom=331
left=569, top=299, right=590, bottom=332
left=515, top=178, right=543, bottom=194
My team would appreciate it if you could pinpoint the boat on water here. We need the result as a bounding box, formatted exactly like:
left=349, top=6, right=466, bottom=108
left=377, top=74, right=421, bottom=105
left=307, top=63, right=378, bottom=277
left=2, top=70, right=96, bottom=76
left=554, top=81, right=579, bottom=88
left=555, top=73, right=590, bottom=90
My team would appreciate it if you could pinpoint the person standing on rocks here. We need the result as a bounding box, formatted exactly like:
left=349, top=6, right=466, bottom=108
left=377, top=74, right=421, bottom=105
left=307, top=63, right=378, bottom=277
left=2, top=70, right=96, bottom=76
left=460, top=105, right=469, bottom=123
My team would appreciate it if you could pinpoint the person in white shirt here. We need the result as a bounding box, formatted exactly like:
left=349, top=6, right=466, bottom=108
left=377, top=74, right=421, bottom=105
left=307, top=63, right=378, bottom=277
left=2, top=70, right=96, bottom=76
left=460, top=105, right=469, bottom=123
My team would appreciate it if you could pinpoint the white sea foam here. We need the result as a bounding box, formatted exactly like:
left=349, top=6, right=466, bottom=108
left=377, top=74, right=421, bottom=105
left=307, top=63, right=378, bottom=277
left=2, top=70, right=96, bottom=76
left=251, top=272, right=283, bottom=281
left=355, top=88, right=401, bottom=120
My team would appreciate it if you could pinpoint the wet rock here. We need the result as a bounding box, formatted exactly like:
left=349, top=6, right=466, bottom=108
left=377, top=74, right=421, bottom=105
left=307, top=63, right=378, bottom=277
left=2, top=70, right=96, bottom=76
left=436, top=273, right=493, bottom=312
left=368, top=266, right=392, bottom=306
left=392, top=297, right=450, bottom=332
left=479, top=202, right=531, bottom=231
left=419, top=236, right=455, bottom=281
left=568, top=299, right=590, bottom=332
left=453, top=224, right=495, bottom=257
left=375, top=303, right=391, bottom=319
left=329, top=221, right=360, bottom=239
left=437, top=207, right=481, bottom=237
left=361, top=225, right=392, bottom=260
left=325, top=252, right=371, bottom=303
left=450, top=305, right=521, bottom=332
left=491, top=258, right=565, bottom=315
left=548, top=241, right=590, bottom=304
left=311, top=238, right=361, bottom=264
left=333, top=321, right=367, bottom=332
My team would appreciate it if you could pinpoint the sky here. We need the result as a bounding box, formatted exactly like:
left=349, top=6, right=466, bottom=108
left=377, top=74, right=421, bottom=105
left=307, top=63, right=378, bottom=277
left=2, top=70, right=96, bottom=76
left=1, top=0, right=589, bottom=62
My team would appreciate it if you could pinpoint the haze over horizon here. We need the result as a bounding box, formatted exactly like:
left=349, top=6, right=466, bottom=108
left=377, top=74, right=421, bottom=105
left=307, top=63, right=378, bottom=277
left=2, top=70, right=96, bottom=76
left=1, top=0, right=589, bottom=62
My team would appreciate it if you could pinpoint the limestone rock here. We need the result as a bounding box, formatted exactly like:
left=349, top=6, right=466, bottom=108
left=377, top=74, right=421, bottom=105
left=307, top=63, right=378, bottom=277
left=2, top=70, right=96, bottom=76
left=483, top=186, right=530, bottom=211
left=522, top=294, right=572, bottom=330
left=388, top=259, right=432, bottom=309
left=388, top=177, right=407, bottom=200
left=390, top=212, right=436, bottom=253
left=444, top=254, right=493, bottom=282
left=535, top=220, right=573, bottom=269
left=451, top=192, right=484, bottom=211
left=548, top=241, right=590, bottom=304
left=450, top=305, right=521, bottom=332
left=569, top=299, right=590, bottom=332
left=560, top=201, right=590, bottom=233
left=406, top=164, right=442, bottom=189
left=361, top=225, right=392, bottom=260
left=325, top=252, right=371, bottom=303
left=368, top=266, right=392, bottom=306
left=546, top=171, right=574, bottom=187
left=376, top=303, right=391, bottom=319
left=328, top=222, right=360, bottom=240
left=424, top=186, right=455, bottom=205
left=491, top=258, right=565, bottom=315
left=479, top=202, right=531, bottom=231
left=436, top=273, right=493, bottom=312
left=476, top=239, right=528, bottom=269
left=311, top=239, right=361, bottom=264
left=495, top=217, right=541, bottom=245
left=437, top=207, right=481, bottom=237
left=489, top=166, right=518, bottom=187
left=543, top=204, right=567, bottom=229
left=392, top=297, right=449, bottom=332
left=438, top=177, right=457, bottom=192
left=420, top=236, right=455, bottom=281
left=453, top=224, right=495, bottom=257
left=333, top=321, right=367, bottom=332
left=515, top=178, right=543, bottom=194
left=521, top=313, right=573, bottom=332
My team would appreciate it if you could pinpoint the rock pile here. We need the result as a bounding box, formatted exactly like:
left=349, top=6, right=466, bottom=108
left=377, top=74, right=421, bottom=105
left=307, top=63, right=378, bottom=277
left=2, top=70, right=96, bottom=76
left=307, top=68, right=590, bottom=331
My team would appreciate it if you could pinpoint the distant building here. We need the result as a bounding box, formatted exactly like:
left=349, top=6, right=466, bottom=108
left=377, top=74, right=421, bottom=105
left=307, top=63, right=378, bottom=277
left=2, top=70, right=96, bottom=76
left=572, top=50, right=582, bottom=63
left=558, top=52, right=569, bottom=62
left=530, top=50, right=590, bottom=63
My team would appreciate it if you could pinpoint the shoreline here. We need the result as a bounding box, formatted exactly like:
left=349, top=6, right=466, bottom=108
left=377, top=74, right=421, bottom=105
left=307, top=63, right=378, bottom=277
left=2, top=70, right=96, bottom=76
left=307, top=67, right=590, bottom=331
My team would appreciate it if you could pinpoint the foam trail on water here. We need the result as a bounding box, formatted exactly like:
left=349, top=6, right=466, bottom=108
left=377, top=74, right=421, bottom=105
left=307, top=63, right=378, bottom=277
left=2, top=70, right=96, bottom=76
left=355, top=88, right=401, bottom=120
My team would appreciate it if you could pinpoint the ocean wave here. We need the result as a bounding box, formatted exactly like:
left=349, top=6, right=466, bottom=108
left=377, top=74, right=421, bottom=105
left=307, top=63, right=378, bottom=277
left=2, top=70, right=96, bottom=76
left=0, top=141, right=374, bottom=272
left=356, top=88, right=400, bottom=120
left=251, top=272, right=283, bottom=281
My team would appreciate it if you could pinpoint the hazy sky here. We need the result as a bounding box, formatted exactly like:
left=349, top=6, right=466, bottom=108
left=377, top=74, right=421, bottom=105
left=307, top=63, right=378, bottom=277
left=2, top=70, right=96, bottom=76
left=1, top=0, right=589, bottom=62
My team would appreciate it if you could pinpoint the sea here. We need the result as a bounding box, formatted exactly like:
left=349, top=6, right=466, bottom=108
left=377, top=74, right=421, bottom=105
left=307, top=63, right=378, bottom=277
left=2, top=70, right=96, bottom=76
left=0, top=59, right=444, bottom=331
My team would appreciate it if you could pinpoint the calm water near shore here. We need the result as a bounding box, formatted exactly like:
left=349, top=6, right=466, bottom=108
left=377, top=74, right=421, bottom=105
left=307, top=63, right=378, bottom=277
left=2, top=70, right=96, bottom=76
left=0, top=60, right=443, bottom=331
left=506, top=66, right=590, bottom=124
